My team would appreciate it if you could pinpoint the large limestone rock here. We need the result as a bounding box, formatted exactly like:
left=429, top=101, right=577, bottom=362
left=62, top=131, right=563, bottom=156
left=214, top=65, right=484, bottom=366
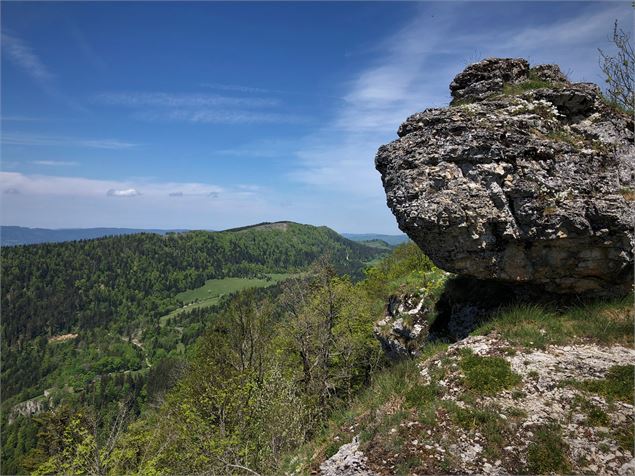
left=376, top=58, right=634, bottom=296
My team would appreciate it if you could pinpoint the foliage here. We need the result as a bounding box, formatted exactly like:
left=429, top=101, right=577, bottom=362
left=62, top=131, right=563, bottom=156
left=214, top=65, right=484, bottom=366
left=1, top=224, right=386, bottom=474
left=599, top=20, right=634, bottom=113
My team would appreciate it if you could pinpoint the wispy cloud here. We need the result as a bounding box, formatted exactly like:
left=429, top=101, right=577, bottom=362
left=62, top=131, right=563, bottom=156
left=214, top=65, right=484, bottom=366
left=107, top=188, right=141, bottom=197
left=33, top=160, right=79, bottom=166
left=70, top=25, right=108, bottom=72
left=134, top=109, right=306, bottom=125
left=201, top=83, right=274, bottom=94
left=1, top=33, right=54, bottom=84
left=96, top=92, right=278, bottom=108
left=1, top=116, right=47, bottom=122
left=2, top=133, right=137, bottom=150
left=95, top=91, right=307, bottom=125
left=289, top=3, right=631, bottom=200
left=2, top=32, right=86, bottom=112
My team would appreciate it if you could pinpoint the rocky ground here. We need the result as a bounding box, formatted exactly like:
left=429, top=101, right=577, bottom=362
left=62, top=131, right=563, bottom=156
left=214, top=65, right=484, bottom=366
left=320, top=333, right=635, bottom=475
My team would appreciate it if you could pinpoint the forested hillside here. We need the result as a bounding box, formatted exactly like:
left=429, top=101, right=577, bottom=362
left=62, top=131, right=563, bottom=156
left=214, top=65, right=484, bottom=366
left=2, top=239, right=439, bottom=475
left=1, top=222, right=385, bottom=474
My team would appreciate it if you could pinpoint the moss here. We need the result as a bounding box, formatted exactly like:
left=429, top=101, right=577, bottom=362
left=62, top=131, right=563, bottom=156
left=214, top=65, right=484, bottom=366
left=525, top=424, right=571, bottom=474
left=459, top=349, right=521, bottom=395
left=546, top=130, right=582, bottom=147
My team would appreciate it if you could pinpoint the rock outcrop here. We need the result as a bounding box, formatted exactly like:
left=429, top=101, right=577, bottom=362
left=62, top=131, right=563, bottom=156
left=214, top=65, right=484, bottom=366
left=323, top=335, right=635, bottom=475
left=376, top=58, right=634, bottom=296
left=374, top=291, right=430, bottom=359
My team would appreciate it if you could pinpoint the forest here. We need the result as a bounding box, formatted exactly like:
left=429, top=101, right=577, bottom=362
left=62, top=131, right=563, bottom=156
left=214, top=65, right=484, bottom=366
left=1, top=223, right=391, bottom=474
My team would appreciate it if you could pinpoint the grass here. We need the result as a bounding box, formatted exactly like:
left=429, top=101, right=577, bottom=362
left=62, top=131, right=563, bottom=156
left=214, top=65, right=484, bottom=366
left=525, top=423, right=571, bottom=474
left=571, top=395, right=610, bottom=427
left=159, top=273, right=293, bottom=325
left=459, top=349, right=521, bottom=395
left=475, top=295, right=634, bottom=349
left=501, top=78, right=555, bottom=96
left=565, top=364, right=634, bottom=403
left=444, top=401, right=508, bottom=459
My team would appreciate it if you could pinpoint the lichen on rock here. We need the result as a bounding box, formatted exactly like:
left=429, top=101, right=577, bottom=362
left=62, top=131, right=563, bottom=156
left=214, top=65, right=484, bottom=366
left=376, top=57, right=634, bottom=296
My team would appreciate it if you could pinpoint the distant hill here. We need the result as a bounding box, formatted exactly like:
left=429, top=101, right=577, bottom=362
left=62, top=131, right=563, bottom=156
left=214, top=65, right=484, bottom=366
left=0, top=226, right=189, bottom=246
left=342, top=233, right=409, bottom=246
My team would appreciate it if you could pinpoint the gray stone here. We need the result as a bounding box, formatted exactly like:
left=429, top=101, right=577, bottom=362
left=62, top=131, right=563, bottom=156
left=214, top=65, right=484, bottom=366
left=374, top=291, right=430, bottom=358
left=376, top=58, right=634, bottom=296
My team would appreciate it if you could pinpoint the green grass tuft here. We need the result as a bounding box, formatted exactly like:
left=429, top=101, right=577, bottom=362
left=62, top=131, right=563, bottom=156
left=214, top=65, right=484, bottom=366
left=459, top=349, right=521, bottom=395
left=567, top=365, right=634, bottom=403
left=502, top=79, right=554, bottom=95
left=526, top=423, right=571, bottom=474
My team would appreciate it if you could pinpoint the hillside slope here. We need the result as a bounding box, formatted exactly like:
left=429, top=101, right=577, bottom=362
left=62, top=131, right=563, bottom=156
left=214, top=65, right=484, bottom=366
left=1, top=222, right=386, bottom=474
left=292, top=297, right=634, bottom=476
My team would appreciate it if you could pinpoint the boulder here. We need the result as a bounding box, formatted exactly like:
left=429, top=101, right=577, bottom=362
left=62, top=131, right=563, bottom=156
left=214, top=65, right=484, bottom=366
left=376, top=58, right=634, bottom=296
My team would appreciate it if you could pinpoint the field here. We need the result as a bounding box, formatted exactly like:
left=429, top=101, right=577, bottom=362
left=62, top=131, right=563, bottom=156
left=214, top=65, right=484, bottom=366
left=160, top=273, right=292, bottom=325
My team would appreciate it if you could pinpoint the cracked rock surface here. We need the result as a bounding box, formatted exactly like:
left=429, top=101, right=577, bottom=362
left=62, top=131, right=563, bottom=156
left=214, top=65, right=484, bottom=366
left=320, top=436, right=377, bottom=476
left=375, top=57, right=634, bottom=296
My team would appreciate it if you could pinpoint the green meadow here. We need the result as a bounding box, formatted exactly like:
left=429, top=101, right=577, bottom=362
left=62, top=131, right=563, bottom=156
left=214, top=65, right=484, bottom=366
left=160, top=273, right=293, bottom=326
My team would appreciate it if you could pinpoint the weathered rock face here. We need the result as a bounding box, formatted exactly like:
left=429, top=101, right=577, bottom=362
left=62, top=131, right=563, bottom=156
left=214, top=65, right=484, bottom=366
left=376, top=57, right=634, bottom=296
left=374, top=291, right=430, bottom=358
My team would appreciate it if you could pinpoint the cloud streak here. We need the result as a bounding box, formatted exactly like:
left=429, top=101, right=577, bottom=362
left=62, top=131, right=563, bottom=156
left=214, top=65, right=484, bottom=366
left=0, top=172, right=275, bottom=229
left=33, top=160, right=79, bottom=166
left=96, top=92, right=278, bottom=108
left=95, top=90, right=307, bottom=125
left=2, top=133, right=137, bottom=150
left=1, top=33, right=54, bottom=84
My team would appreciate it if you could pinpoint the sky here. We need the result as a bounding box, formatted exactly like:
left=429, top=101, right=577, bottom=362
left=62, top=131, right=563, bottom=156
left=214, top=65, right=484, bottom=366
left=1, top=1, right=632, bottom=233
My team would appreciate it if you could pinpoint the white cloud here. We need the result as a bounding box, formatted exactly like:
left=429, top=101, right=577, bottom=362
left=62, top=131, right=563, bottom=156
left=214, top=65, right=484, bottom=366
left=2, top=133, right=137, bottom=150
left=0, top=172, right=278, bottom=229
left=107, top=188, right=141, bottom=197
left=95, top=91, right=309, bottom=125
left=1, top=33, right=54, bottom=84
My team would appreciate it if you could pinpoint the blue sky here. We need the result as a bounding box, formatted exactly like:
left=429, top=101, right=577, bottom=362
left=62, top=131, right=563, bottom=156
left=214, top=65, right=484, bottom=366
left=1, top=1, right=632, bottom=233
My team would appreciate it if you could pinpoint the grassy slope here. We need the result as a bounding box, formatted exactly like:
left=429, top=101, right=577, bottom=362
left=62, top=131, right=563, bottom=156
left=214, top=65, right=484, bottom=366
left=159, top=273, right=293, bottom=325
left=285, top=295, right=634, bottom=474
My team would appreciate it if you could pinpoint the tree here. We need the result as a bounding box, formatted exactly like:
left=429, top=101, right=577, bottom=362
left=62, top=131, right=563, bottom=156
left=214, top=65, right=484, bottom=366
left=599, top=20, right=634, bottom=113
